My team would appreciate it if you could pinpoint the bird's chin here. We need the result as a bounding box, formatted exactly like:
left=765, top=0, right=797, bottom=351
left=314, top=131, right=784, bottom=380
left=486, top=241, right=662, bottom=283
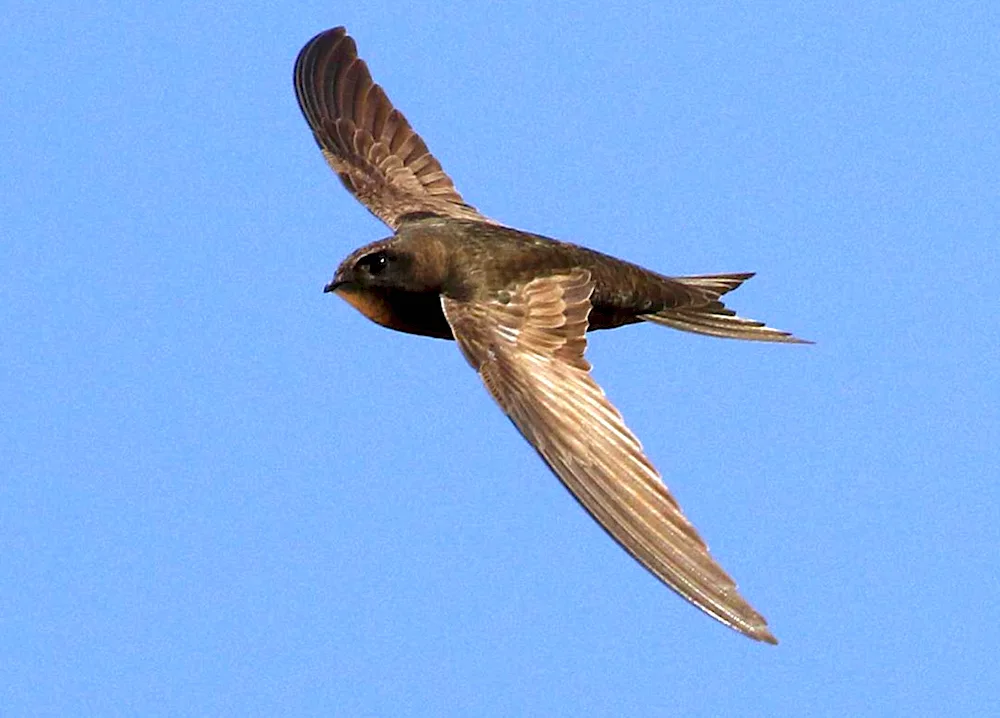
left=328, top=285, right=397, bottom=328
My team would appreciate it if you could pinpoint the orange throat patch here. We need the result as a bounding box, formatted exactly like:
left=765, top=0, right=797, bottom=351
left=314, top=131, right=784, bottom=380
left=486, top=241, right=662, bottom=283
left=334, top=287, right=397, bottom=329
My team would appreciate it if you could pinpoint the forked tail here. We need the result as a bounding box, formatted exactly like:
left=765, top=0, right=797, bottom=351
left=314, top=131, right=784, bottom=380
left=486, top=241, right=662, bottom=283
left=642, top=272, right=811, bottom=343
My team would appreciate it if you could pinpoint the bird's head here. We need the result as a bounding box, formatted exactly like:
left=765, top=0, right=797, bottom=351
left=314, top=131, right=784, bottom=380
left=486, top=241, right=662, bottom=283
left=324, top=233, right=450, bottom=297
left=325, top=240, right=404, bottom=295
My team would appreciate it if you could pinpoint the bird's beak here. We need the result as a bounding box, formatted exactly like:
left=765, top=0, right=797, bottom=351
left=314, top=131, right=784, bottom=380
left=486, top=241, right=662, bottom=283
left=324, top=267, right=352, bottom=294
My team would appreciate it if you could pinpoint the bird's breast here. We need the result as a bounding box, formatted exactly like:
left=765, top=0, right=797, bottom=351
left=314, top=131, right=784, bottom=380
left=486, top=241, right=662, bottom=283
left=334, top=287, right=455, bottom=339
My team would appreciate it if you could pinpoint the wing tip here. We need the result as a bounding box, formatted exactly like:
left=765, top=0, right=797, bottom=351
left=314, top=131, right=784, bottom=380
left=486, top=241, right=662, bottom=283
left=743, top=621, right=779, bottom=645
left=757, top=630, right=780, bottom=645
left=641, top=311, right=812, bottom=344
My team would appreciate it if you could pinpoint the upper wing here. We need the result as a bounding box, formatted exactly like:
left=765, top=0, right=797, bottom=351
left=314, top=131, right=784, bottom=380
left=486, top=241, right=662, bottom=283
left=293, top=27, right=493, bottom=229
left=442, top=271, right=778, bottom=644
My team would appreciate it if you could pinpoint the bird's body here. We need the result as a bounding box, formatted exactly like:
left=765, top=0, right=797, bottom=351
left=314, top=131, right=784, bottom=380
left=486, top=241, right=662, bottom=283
left=294, top=26, right=809, bottom=645
left=329, top=216, right=783, bottom=339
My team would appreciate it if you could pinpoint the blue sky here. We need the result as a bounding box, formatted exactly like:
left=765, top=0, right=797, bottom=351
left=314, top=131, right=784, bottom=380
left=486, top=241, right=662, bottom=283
left=3, top=1, right=998, bottom=715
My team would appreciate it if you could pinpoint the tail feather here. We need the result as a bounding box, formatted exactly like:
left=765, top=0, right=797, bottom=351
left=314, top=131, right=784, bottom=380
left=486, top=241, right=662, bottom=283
left=644, top=273, right=811, bottom=344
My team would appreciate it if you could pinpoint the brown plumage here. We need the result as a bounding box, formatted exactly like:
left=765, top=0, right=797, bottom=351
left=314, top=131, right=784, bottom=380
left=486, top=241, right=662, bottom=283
left=295, top=26, right=810, bottom=644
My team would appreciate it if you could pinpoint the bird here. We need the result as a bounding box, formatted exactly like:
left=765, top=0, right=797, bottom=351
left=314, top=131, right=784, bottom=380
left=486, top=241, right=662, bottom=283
left=293, top=26, right=809, bottom=645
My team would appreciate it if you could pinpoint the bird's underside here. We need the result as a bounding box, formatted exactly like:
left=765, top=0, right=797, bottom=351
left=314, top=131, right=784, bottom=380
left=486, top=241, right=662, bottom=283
left=295, top=25, right=810, bottom=644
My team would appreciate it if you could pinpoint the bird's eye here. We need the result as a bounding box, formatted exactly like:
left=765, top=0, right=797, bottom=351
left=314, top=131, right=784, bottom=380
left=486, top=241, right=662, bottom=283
left=358, top=251, right=390, bottom=276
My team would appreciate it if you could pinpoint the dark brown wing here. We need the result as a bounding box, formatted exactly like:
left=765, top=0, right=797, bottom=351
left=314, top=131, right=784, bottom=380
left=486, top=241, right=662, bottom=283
left=441, top=270, right=777, bottom=644
left=293, top=27, right=492, bottom=229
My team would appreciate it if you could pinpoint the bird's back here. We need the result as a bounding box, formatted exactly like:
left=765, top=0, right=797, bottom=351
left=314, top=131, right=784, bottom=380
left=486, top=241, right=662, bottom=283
left=415, top=218, right=710, bottom=331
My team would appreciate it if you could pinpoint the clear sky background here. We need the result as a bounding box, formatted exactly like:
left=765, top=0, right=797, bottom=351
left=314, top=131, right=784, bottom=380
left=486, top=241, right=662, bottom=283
left=3, top=1, right=998, bottom=715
